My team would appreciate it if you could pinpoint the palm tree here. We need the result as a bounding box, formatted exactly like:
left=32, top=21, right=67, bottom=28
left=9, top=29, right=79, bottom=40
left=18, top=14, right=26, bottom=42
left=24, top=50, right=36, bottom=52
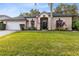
left=48, top=3, right=53, bottom=30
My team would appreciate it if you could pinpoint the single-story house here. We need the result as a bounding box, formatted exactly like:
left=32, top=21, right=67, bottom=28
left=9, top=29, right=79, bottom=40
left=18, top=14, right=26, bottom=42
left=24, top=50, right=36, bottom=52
left=0, top=12, right=77, bottom=31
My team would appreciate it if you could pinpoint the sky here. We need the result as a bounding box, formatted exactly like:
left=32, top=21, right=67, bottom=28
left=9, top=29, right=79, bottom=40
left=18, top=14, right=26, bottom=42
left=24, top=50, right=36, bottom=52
left=0, top=3, right=79, bottom=17
left=0, top=3, right=59, bottom=17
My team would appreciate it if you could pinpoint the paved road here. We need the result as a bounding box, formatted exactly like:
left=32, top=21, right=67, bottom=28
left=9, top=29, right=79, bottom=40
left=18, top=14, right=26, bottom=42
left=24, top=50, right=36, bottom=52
left=0, top=31, right=16, bottom=36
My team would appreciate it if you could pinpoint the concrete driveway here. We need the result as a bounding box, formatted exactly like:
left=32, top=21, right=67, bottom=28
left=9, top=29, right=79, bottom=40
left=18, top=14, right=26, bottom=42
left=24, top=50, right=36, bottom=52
left=0, top=30, right=16, bottom=36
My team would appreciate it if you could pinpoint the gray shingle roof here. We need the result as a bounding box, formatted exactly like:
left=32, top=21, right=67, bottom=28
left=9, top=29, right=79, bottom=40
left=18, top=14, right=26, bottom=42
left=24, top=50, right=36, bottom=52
left=14, top=15, right=36, bottom=19
left=47, top=12, right=77, bottom=17
left=0, top=15, right=36, bottom=21
left=0, top=12, right=78, bottom=21
left=36, top=12, right=77, bottom=17
left=0, top=15, right=11, bottom=18
left=13, top=15, right=25, bottom=20
left=0, top=15, right=12, bottom=21
left=10, top=15, right=36, bottom=21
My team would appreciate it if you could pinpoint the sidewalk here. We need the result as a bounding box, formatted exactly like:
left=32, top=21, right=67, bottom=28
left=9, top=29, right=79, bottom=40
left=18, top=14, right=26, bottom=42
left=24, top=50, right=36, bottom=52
left=0, top=30, right=16, bottom=36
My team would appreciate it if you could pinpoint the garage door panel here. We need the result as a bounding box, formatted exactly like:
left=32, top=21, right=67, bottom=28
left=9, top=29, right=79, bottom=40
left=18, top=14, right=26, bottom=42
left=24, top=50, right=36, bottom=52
left=6, top=21, right=21, bottom=30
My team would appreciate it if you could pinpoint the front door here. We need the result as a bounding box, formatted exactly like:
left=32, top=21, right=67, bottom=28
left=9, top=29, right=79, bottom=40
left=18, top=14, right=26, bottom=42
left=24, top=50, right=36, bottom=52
left=40, top=17, right=48, bottom=30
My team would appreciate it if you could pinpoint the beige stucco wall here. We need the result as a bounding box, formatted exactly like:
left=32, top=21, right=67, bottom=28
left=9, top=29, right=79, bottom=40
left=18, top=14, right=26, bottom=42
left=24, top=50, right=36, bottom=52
left=36, top=13, right=72, bottom=30
left=2, top=13, right=72, bottom=31
left=48, top=17, right=52, bottom=30
left=6, top=20, right=26, bottom=24
left=5, top=18, right=37, bottom=30
left=36, top=17, right=72, bottom=30
left=27, top=18, right=37, bottom=28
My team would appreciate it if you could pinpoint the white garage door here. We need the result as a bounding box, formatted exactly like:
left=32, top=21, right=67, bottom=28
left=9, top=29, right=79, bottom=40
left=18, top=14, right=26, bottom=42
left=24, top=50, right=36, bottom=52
left=6, top=21, right=21, bottom=30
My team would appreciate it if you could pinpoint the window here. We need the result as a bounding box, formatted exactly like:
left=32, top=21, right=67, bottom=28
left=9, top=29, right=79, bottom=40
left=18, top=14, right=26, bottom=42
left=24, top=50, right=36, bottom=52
left=26, top=20, right=29, bottom=29
left=31, top=19, right=35, bottom=28
left=56, top=18, right=65, bottom=30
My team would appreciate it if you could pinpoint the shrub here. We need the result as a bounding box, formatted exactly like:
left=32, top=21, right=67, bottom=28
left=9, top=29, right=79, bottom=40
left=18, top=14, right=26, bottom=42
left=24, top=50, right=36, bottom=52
left=74, top=20, right=79, bottom=30
left=0, top=22, right=6, bottom=30
left=72, top=19, right=79, bottom=30
left=2, top=24, right=6, bottom=30
left=28, top=27, right=36, bottom=30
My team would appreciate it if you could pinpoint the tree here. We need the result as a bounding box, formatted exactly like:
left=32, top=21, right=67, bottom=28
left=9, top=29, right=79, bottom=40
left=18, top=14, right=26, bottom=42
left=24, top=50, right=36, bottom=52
left=54, top=3, right=66, bottom=14
left=25, top=13, right=31, bottom=17
left=20, top=9, right=40, bottom=17
left=30, top=9, right=40, bottom=16
left=48, top=3, right=53, bottom=30
left=70, top=4, right=78, bottom=15
left=54, top=3, right=78, bottom=15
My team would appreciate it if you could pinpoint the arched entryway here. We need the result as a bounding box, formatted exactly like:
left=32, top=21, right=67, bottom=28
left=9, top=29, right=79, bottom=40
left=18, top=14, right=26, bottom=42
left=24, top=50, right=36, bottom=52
left=40, top=17, right=48, bottom=30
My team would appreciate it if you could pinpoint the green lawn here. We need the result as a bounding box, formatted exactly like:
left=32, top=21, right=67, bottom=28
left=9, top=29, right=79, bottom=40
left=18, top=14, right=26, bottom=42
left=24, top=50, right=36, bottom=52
left=0, top=31, right=79, bottom=56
